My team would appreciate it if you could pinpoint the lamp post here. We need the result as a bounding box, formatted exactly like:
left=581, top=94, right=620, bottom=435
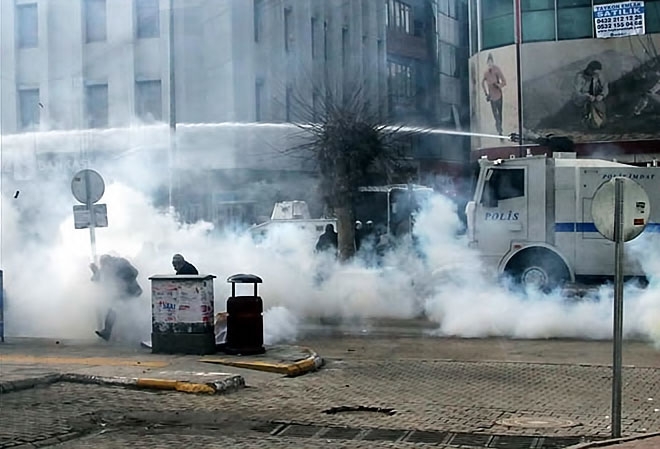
left=514, top=0, right=524, bottom=157
left=168, top=0, right=176, bottom=213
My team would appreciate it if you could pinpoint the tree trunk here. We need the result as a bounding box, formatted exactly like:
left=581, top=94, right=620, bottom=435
left=335, top=202, right=355, bottom=262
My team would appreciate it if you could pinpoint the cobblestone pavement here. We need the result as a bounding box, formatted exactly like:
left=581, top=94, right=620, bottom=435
left=51, top=431, right=462, bottom=449
left=2, top=335, right=660, bottom=448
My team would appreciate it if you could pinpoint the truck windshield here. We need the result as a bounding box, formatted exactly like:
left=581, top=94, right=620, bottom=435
left=482, top=168, right=525, bottom=206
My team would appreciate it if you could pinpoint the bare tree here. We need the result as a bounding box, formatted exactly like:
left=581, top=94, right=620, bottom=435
left=283, top=82, right=417, bottom=261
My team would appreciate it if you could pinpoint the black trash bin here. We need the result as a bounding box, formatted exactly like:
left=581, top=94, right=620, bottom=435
left=225, top=274, right=265, bottom=355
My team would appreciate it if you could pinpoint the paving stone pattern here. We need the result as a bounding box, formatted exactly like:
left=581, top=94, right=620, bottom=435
left=2, top=359, right=660, bottom=448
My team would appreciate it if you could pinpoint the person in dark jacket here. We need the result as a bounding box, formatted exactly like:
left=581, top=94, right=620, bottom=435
left=315, top=224, right=338, bottom=254
left=354, top=220, right=364, bottom=252
left=172, top=254, right=199, bottom=275
left=90, top=254, right=142, bottom=341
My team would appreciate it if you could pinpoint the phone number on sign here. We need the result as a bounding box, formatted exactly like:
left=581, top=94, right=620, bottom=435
left=595, top=16, right=643, bottom=30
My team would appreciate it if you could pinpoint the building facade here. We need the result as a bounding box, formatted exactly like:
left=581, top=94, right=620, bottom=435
left=468, top=0, right=660, bottom=163
left=0, top=0, right=470, bottom=226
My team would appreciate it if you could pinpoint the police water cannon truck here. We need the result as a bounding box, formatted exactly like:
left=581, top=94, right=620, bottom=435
left=465, top=152, right=660, bottom=291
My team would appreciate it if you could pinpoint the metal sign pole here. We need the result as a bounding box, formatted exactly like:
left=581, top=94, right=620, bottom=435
left=612, top=177, right=625, bottom=438
left=0, top=270, right=4, bottom=343
left=85, top=170, right=98, bottom=265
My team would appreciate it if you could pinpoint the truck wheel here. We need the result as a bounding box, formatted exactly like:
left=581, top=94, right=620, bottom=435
left=505, top=248, right=570, bottom=293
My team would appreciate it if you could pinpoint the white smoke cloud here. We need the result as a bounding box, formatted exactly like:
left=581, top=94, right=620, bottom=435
left=415, top=195, right=660, bottom=342
left=2, top=128, right=660, bottom=347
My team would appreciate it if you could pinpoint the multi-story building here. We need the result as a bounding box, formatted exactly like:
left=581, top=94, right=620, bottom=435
left=0, top=0, right=470, bottom=227
left=468, top=0, right=660, bottom=165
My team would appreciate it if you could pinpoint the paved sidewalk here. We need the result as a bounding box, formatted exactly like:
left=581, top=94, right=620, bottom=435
left=0, top=338, right=320, bottom=395
left=569, top=433, right=660, bottom=448
left=2, top=334, right=660, bottom=449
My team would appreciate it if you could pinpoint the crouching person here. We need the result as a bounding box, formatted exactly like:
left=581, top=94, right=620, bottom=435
left=91, top=254, right=143, bottom=341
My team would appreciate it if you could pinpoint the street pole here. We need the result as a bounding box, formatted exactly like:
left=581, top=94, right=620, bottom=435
left=168, top=0, right=177, bottom=214
left=611, top=177, right=625, bottom=438
left=514, top=0, right=524, bottom=157
left=85, top=170, right=98, bottom=264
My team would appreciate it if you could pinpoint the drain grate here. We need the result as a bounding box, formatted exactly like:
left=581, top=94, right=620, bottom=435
left=250, top=422, right=282, bottom=435
left=406, top=430, right=448, bottom=444
left=450, top=432, right=493, bottom=447
left=322, top=427, right=362, bottom=440
left=362, top=429, right=406, bottom=442
left=537, top=437, right=584, bottom=449
left=261, top=422, right=591, bottom=448
left=277, top=424, right=323, bottom=438
left=491, top=435, right=537, bottom=449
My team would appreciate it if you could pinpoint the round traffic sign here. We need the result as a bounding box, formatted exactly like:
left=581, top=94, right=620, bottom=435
left=71, top=169, right=105, bottom=204
left=591, top=177, right=650, bottom=242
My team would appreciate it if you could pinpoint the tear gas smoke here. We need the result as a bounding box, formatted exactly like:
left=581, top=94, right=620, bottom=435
left=1, top=127, right=660, bottom=346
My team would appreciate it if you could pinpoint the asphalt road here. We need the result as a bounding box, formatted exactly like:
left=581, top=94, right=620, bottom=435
left=2, top=321, right=660, bottom=449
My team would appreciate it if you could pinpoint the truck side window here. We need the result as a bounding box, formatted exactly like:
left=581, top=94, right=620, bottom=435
left=482, top=168, right=525, bottom=206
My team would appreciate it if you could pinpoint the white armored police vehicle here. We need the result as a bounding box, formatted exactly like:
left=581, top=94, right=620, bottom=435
left=251, top=185, right=434, bottom=244
left=250, top=201, right=337, bottom=244
left=465, top=152, right=660, bottom=290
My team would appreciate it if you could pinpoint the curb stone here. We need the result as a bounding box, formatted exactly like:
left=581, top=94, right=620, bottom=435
left=567, top=432, right=660, bottom=448
left=0, top=374, right=61, bottom=394
left=0, top=373, right=245, bottom=395
left=61, top=373, right=245, bottom=394
left=201, top=346, right=324, bottom=377
left=1, top=431, right=81, bottom=449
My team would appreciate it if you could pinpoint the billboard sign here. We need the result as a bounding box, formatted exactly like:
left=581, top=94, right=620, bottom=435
left=594, top=1, right=645, bottom=39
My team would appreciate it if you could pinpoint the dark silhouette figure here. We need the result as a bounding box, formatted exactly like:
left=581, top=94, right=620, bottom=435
left=90, top=254, right=142, bottom=341
left=355, top=221, right=364, bottom=252
left=172, top=253, right=198, bottom=275
left=315, top=224, right=338, bottom=254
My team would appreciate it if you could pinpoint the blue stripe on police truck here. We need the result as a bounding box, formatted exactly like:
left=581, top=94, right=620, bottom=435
left=554, top=223, right=660, bottom=232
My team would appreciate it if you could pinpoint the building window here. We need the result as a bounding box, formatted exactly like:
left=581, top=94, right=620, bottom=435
left=648, top=0, right=660, bottom=33
left=285, top=87, right=293, bottom=122
left=16, top=3, right=38, bottom=49
left=388, top=61, right=414, bottom=98
left=312, top=92, right=320, bottom=121
left=136, top=0, right=159, bottom=39
left=18, top=88, right=40, bottom=130
left=135, top=80, right=162, bottom=121
left=439, top=0, right=457, bottom=18
left=284, top=7, right=292, bottom=53
left=323, top=21, right=328, bottom=61
left=254, top=0, right=263, bottom=42
left=481, top=0, right=514, bottom=49
left=86, top=84, right=109, bottom=128
left=255, top=80, right=264, bottom=122
left=439, top=42, right=457, bottom=77
left=85, top=0, right=107, bottom=43
left=438, top=0, right=458, bottom=19
left=469, top=0, right=478, bottom=54
left=342, top=27, right=348, bottom=65
left=311, top=17, right=317, bottom=59
left=522, top=0, right=556, bottom=42
left=386, top=0, right=412, bottom=34
left=557, top=0, right=593, bottom=40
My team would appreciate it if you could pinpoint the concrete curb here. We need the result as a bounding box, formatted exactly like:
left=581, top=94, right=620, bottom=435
left=567, top=432, right=660, bottom=448
left=0, top=373, right=245, bottom=395
left=0, top=374, right=61, bottom=394
left=60, top=373, right=245, bottom=394
left=201, top=347, right=324, bottom=377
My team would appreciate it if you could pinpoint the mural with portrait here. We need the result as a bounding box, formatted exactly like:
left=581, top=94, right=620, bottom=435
left=469, top=45, right=519, bottom=149
left=521, top=35, right=660, bottom=142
